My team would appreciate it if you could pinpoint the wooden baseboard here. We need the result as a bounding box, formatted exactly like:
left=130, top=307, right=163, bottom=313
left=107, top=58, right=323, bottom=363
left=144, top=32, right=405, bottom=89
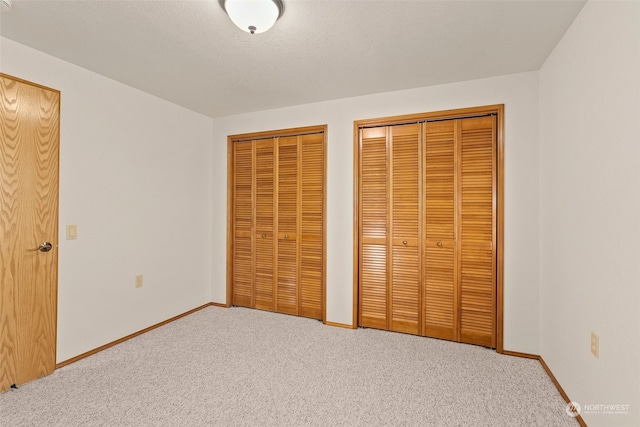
left=55, top=303, right=213, bottom=369
left=210, top=302, right=229, bottom=308
left=499, top=349, right=539, bottom=360
left=324, top=320, right=357, bottom=329
left=538, top=356, right=587, bottom=427
left=502, top=349, right=587, bottom=427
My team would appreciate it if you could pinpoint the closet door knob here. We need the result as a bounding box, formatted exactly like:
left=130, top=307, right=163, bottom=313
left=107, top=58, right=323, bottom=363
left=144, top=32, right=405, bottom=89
left=284, top=235, right=289, bottom=239
left=402, top=240, right=408, bottom=246
left=261, top=234, right=266, bottom=238
left=437, top=242, right=443, bottom=247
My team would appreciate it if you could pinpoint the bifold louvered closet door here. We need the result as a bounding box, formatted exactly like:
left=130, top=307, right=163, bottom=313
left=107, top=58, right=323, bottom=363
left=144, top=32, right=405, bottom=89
left=229, top=126, right=326, bottom=321
left=357, top=107, right=500, bottom=348
left=359, top=124, right=421, bottom=334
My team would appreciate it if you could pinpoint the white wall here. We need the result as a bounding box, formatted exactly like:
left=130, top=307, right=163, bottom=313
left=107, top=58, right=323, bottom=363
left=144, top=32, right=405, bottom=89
left=539, top=2, right=640, bottom=426
left=212, top=72, right=541, bottom=354
left=1, top=37, right=214, bottom=362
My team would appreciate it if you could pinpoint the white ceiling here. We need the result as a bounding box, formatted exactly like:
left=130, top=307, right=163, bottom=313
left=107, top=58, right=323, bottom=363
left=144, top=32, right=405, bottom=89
left=0, top=0, right=586, bottom=118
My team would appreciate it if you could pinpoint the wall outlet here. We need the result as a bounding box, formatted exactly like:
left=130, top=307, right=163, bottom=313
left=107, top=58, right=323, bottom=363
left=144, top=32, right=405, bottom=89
left=591, top=332, right=599, bottom=358
left=135, top=275, right=143, bottom=288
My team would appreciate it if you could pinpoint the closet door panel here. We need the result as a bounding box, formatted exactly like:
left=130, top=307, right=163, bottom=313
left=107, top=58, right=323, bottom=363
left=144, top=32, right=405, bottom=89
left=423, top=121, right=457, bottom=340
left=254, top=139, right=275, bottom=311
left=277, top=137, right=299, bottom=315
left=300, top=134, right=324, bottom=319
left=459, top=116, right=496, bottom=347
left=390, top=124, right=420, bottom=334
left=359, top=127, right=388, bottom=329
left=233, top=141, right=253, bottom=308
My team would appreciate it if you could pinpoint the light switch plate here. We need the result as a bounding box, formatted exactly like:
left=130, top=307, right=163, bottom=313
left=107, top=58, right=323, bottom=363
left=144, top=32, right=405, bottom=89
left=135, top=275, right=143, bottom=288
left=66, top=224, right=77, bottom=240
left=591, top=332, right=599, bottom=358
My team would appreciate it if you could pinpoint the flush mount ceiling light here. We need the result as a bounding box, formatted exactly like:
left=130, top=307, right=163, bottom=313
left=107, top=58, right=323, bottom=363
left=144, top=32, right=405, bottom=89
left=219, top=0, right=284, bottom=35
left=1, top=0, right=12, bottom=13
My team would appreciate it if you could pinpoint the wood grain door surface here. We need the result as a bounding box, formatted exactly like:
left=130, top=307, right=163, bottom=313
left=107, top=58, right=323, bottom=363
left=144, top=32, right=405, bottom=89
left=0, top=74, right=60, bottom=392
left=299, top=133, right=324, bottom=320
left=254, top=139, right=276, bottom=311
left=276, top=136, right=299, bottom=315
left=423, top=120, right=458, bottom=341
left=458, top=116, right=496, bottom=347
left=359, top=126, right=388, bottom=330
left=232, top=141, right=253, bottom=308
left=389, top=124, right=421, bottom=334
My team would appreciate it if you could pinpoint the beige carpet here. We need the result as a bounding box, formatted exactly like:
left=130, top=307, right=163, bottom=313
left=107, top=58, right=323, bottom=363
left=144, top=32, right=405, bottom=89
left=0, top=306, right=578, bottom=426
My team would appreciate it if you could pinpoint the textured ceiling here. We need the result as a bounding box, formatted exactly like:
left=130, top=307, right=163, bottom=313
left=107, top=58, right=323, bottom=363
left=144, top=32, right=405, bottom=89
left=0, top=0, right=586, bottom=118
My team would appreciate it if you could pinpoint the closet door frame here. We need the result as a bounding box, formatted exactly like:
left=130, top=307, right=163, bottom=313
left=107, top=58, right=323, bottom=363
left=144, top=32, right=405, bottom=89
left=353, top=105, right=505, bottom=352
left=227, top=125, right=328, bottom=322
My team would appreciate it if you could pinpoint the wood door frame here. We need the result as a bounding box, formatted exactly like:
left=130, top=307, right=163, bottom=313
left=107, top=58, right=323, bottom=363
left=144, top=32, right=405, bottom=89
left=353, top=105, right=505, bottom=352
left=226, top=125, right=328, bottom=322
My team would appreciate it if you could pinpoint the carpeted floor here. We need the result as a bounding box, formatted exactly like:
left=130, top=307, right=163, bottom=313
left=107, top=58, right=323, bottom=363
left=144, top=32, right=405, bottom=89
left=0, top=306, right=578, bottom=426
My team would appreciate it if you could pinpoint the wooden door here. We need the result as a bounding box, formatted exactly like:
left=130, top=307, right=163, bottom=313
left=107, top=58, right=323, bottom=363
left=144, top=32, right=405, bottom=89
left=228, top=126, right=326, bottom=321
left=356, top=107, right=500, bottom=348
left=359, top=127, right=388, bottom=329
left=276, top=136, right=298, bottom=315
left=458, top=116, right=496, bottom=347
left=423, top=120, right=458, bottom=341
left=0, top=74, right=60, bottom=392
left=299, top=133, right=324, bottom=319
left=232, top=140, right=253, bottom=308
left=254, top=139, right=276, bottom=311
left=359, top=124, right=421, bottom=333
left=389, top=124, right=421, bottom=334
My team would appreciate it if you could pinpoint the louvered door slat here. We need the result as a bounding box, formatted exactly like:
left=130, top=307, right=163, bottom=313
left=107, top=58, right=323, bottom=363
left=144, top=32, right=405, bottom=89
left=277, top=137, right=298, bottom=315
left=233, top=141, right=253, bottom=307
left=459, top=116, right=496, bottom=347
left=300, top=133, right=324, bottom=319
left=255, top=139, right=275, bottom=311
left=423, top=120, right=457, bottom=341
left=359, top=127, right=388, bottom=329
left=390, top=124, right=420, bottom=334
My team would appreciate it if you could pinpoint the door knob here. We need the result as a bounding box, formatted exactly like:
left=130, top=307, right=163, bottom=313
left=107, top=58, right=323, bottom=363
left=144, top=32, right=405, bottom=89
left=284, top=235, right=289, bottom=239
left=261, top=234, right=267, bottom=238
left=30, top=242, right=53, bottom=252
left=402, top=240, right=408, bottom=245
left=437, top=242, right=443, bottom=247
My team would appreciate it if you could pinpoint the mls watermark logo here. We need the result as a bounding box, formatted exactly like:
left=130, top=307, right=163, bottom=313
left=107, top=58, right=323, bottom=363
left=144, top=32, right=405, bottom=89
left=565, top=401, right=581, bottom=417
left=565, top=401, right=630, bottom=417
